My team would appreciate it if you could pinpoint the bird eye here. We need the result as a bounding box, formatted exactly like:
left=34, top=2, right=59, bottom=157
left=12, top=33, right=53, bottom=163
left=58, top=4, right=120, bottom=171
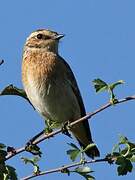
left=37, top=33, right=43, bottom=39
left=36, top=34, right=51, bottom=40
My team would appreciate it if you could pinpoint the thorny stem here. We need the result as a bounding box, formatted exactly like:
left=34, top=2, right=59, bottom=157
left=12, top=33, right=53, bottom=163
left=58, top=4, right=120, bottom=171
left=29, top=95, right=135, bottom=145
left=6, top=94, right=135, bottom=161
left=21, top=158, right=108, bottom=180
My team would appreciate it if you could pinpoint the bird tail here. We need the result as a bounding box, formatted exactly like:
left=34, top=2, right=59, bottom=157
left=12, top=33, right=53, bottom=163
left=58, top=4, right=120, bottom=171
left=71, top=121, right=100, bottom=159
left=78, top=140, right=100, bottom=159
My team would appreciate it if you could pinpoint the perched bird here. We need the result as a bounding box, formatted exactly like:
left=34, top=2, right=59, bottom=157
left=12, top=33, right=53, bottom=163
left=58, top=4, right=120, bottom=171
left=22, top=29, right=100, bottom=158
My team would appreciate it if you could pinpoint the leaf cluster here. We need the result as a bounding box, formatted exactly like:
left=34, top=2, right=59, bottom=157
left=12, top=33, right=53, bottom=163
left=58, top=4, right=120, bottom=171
left=0, top=143, right=17, bottom=180
left=93, top=79, right=124, bottom=104
left=111, top=136, right=135, bottom=175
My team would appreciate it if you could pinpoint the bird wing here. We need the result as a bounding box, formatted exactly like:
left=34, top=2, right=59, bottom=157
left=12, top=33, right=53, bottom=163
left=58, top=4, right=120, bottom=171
left=59, top=56, right=92, bottom=142
left=59, top=56, right=100, bottom=158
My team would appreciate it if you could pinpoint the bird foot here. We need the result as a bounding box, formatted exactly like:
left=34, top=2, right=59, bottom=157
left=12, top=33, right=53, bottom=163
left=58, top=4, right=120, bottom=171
left=61, top=121, right=72, bottom=138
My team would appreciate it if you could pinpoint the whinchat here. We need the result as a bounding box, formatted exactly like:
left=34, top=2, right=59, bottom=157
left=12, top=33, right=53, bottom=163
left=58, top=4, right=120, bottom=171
left=22, top=29, right=100, bottom=158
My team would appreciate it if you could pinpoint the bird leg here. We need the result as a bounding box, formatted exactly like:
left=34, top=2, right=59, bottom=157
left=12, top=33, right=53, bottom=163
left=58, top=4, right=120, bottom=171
left=61, top=121, right=72, bottom=138
left=25, top=130, right=45, bottom=156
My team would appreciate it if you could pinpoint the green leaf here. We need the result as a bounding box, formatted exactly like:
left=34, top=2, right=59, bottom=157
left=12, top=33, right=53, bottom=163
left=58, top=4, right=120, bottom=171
left=21, top=157, right=40, bottom=175
left=119, top=136, right=128, bottom=144
left=0, top=85, right=27, bottom=99
left=129, top=142, right=135, bottom=150
left=131, top=147, right=135, bottom=153
left=92, top=79, right=124, bottom=104
left=0, top=164, right=17, bottom=180
left=0, top=173, right=4, bottom=180
left=67, top=149, right=80, bottom=162
left=0, top=163, right=7, bottom=174
left=120, top=145, right=131, bottom=157
left=25, top=144, right=42, bottom=157
left=0, top=85, right=34, bottom=108
left=74, top=167, right=95, bottom=180
left=112, top=152, right=121, bottom=157
left=109, top=80, right=124, bottom=91
left=5, top=165, right=17, bottom=180
left=112, top=136, right=135, bottom=176
left=0, top=143, right=6, bottom=150
left=108, top=80, right=124, bottom=104
left=23, top=156, right=39, bottom=165
left=112, top=143, right=119, bottom=153
left=83, top=144, right=96, bottom=153
left=116, top=156, right=133, bottom=175
left=75, top=167, right=92, bottom=174
left=33, top=165, right=40, bottom=175
left=21, top=156, right=40, bottom=165
left=92, top=79, right=108, bottom=93
left=0, top=150, right=7, bottom=162
left=130, top=155, right=135, bottom=162
left=67, top=143, right=81, bottom=161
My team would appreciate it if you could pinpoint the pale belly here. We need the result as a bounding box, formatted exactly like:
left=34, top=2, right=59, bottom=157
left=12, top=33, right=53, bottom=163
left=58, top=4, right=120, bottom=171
left=25, top=79, right=81, bottom=126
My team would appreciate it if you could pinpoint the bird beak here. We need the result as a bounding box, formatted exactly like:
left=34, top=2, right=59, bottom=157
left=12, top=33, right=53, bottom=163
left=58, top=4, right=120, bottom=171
left=54, top=34, right=65, bottom=40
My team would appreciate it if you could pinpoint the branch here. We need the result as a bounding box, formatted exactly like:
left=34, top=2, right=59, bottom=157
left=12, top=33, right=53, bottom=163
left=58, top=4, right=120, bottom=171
left=21, top=157, right=108, bottom=180
left=33, top=95, right=135, bottom=144
left=5, top=95, right=135, bottom=160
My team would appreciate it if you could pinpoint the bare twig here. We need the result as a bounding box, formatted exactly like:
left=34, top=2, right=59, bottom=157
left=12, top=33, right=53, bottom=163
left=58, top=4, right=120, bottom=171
left=5, top=95, right=135, bottom=161
left=6, top=147, right=25, bottom=160
left=21, top=158, right=107, bottom=180
left=33, top=95, right=135, bottom=145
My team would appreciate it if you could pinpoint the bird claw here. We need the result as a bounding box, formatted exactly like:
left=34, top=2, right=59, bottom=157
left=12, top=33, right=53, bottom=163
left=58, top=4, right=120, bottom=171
left=25, top=141, right=42, bottom=157
left=61, top=121, right=72, bottom=138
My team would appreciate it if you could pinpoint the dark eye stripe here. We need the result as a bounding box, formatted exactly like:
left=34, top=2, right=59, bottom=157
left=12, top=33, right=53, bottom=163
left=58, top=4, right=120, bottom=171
left=36, top=33, right=51, bottom=40
left=44, top=35, right=51, bottom=40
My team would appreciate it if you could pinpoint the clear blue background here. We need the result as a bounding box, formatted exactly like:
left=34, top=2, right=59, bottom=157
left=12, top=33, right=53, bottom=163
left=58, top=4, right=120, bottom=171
left=0, top=0, right=135, bottom=179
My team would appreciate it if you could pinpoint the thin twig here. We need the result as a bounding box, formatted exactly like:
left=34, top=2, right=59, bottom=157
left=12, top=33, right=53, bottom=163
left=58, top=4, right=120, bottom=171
left=33, top=95, right=135, bottom=144
left=6, top=95, right=135, bottom=161
left=6, top=147, right=25, bottom=160
left=21, top=158, right=107, bottom=180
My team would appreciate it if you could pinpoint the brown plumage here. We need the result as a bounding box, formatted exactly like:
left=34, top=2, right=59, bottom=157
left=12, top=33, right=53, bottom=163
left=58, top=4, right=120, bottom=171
left=22, top=29, right=100, bottom=158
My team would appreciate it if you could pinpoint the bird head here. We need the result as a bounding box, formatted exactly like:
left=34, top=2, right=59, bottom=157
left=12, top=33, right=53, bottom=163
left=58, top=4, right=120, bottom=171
left=24, top=29, right=64, bottom=53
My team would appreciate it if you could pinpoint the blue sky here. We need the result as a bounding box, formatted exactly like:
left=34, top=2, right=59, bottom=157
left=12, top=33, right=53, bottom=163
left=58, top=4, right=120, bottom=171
left=0, top=0, right=135, bottom=179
